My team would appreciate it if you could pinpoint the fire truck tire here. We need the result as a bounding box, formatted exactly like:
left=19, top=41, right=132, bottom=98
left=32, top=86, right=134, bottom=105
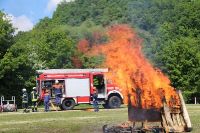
left=62, top=99, right=75, bottom=110
left=107, top=96, right=121, bottom=109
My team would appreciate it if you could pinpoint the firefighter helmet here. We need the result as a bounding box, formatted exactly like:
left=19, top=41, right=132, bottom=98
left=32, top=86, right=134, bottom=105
left=22, top=88, right=26, bottom=92
left=55, top=80, right=59, bottom=84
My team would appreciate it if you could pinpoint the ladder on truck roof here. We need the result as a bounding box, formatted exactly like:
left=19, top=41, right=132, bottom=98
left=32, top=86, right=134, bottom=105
left=36, top=68, right=109, bottom=74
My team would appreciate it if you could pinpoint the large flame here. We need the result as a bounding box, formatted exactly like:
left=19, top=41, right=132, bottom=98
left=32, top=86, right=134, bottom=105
left=79, top=24, right=180, bottom=109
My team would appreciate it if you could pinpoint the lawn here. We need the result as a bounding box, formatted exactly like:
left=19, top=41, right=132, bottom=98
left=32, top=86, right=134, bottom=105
left=0, top=105, right=199, bottom=133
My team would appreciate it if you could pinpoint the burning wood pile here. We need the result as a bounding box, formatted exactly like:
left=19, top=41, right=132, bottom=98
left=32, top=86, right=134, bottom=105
left=162, top=90, right=192, bottom=132
left=103, top=90, right=192, bottom=133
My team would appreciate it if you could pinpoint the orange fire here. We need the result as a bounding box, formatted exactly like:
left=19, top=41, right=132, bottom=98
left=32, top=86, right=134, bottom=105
left=81, top=24, right=180, bottom=109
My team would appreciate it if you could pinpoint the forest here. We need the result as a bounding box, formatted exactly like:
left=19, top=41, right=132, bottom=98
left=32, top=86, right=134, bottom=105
left=1, top=0, right=200, bottom=105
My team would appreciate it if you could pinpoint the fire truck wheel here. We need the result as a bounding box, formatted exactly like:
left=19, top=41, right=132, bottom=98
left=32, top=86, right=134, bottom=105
left=62, top=99, right=75, bottom=110
left=108, top=96, right=121, bottom=109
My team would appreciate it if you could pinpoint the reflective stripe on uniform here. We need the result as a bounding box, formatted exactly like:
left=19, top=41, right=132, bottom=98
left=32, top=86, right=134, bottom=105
left=31, top=91, right=38, bottom=102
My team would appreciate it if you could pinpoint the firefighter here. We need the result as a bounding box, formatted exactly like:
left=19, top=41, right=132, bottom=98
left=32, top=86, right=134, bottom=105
left=22, top=88, right=29, bottom=113
left=44, top=90, right=50, bottom=112
left=92, top=87, right=99, bottom=112
left=53, top=80, right=63, bottom=109
left=31, top=87, right=39, bottom=112
left=93, top=77, right=99, bottom=86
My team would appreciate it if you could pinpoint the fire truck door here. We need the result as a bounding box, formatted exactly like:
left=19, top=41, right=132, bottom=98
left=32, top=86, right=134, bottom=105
left=65, top=78, right=90, bottom=103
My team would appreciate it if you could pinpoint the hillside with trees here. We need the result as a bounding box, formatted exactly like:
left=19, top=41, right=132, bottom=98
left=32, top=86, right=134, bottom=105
left=1, top=0, right=200, bottom=105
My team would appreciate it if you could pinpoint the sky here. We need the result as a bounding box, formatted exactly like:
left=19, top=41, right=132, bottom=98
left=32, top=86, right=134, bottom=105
left=0, top=0, right=68, bottom=32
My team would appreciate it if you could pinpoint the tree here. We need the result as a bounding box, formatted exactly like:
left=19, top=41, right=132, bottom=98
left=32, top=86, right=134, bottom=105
left=0, top=11, right=14, bottom=59
left=52, top=0, right=129, bottom=26
left=157, top=37, right=200, bottom=101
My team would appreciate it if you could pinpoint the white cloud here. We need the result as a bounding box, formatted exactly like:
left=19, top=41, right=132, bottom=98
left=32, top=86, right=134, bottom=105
left=9, top=14, right=34, bottom=32
left=46, top=0, right=73, bottom=12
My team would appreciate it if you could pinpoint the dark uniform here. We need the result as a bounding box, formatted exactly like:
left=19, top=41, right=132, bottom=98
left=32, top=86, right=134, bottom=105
left=53, top=82, right=62, bottom=107
left=92, top=92, right=99, bottom=112
left=44, top=91, right=50, bottom=112
left=22, top=89, right=28, bottom=113
left=54, top=87, right=62, bottom=105
left=31, top=88, right=39, bottom=112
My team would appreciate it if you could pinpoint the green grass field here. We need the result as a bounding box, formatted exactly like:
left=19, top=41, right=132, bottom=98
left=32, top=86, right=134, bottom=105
left=0, top=105, right=199, bottom=133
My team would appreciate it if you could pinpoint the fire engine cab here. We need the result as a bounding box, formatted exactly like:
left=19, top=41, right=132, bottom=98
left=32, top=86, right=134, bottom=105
left=36, top=69, right=123, bottom=110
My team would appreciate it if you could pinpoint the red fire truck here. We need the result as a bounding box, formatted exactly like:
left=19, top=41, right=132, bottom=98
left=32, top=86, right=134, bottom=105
left=36, top=69, right=123, bottom=110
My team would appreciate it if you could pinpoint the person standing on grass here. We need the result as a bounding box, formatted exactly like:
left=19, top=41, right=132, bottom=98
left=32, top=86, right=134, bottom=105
left=31, top=87, right=39, bottom=112
left=53, top=80, right=63, bottom=110
left=92, top=87, right=99, bottom=112
left=22, top=88, right=29, bottom=113
left=44, top=90, right=50, bottom=112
